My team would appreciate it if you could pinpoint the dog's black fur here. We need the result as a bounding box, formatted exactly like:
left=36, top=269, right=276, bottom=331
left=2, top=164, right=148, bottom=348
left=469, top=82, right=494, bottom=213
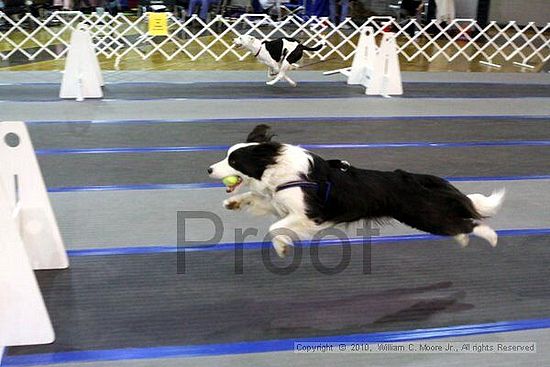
left=228, top=143, right=281, bottom=180
left=302, top=154, right=481, bottom=236
left=242, top=125, right=483, bottom=237
left=263, top=38, right=324, bottom=64
left=246, top=124, right=276, bottom=143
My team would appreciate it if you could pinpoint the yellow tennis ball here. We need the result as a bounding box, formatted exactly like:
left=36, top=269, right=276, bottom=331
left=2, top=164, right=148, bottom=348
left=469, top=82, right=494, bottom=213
left=223, top=176, right=239, bottom=186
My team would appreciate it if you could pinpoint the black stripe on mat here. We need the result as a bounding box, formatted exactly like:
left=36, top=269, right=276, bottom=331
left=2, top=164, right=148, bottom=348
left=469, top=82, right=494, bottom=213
left=1, top=82, right=549, bottom=101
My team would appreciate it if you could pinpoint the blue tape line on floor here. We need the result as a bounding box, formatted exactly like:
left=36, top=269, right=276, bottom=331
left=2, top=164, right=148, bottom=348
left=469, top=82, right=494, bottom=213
left=46, top=175, right=550, bottom=193
left=4, top=318, right=550, bottom=366
left=66, top=228, right=550, bottom=257
left=34, top=140, right=550, bottom=156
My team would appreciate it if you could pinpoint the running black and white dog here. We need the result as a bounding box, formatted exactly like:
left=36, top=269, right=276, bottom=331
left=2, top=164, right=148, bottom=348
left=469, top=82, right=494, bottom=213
left=233, top=35, right=324, bottom=87
left=208, top=125, right=505, bottom=257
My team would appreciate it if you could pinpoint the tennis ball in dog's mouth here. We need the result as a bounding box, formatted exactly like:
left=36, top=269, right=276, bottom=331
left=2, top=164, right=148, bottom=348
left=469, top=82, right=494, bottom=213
left=222, top=175, right=240, bottom=187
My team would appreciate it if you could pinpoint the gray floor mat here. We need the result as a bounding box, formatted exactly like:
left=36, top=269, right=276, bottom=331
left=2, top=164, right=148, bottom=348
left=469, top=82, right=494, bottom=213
left=38, top=146, right=550, bottom=188
left=8, top=234, right=550, bottom=356
left=50, top=180, right=550, bottom=250
left=28, top=116, right=550, bottom=149
left=3, top=98, right=547, bottom=122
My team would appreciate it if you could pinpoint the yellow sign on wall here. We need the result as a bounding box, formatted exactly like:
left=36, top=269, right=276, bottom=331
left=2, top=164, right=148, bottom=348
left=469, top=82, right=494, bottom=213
left=148, top=13, right=168, bottom=36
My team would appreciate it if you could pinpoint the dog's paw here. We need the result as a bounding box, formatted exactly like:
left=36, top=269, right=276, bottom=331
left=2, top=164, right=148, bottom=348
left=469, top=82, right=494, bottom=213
left=272, top=237, right=292, bottom=258
left=266, top=79, right=277, bottom=86
left=223, top=199, right=242, bottom=210
left=454, top=234, right=470, bottom=247
left=473, top=224, right=498, bottom=247
left=273, top=242, right=290, bottom=258
left=223, top=197, right=253, bottom=211
left=288, top=81, right=297, bottom=87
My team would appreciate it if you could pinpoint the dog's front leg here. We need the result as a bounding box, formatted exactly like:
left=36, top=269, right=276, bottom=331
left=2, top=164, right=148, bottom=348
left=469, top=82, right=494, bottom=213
left=268, top=214, right=316, bottom=257
left=223, top=192, right=255, bottom=211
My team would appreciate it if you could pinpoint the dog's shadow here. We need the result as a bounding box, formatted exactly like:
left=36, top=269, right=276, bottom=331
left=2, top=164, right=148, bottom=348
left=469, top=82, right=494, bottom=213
left=268, top=281, right=473, bottom=332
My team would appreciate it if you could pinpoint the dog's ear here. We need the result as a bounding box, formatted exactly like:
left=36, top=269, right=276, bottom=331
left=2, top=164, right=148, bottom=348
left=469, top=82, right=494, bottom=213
left=246, top=124, right=276, bottom=143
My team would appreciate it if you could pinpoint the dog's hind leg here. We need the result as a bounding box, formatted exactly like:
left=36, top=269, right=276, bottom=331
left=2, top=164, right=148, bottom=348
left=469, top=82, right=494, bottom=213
left=454, top=234, right=470, bottom=247
left=283, top=74, right=297, bottom=87
left=453, top=224, right=497, bottom=248
left=280, top=60, right=297, bottom=86
left=472, top=224, right=498, bottom=247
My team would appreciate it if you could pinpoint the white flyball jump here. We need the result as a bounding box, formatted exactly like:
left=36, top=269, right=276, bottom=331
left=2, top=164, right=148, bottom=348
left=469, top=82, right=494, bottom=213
left=60, top=24, right=104, bottom=101
left=0, top=122, right=69, bottom=358
left=346, top=26, right=377, bottom=86
left=366, top=32, right=403, bottom=96
left=324, top=27, right=403, bottom=97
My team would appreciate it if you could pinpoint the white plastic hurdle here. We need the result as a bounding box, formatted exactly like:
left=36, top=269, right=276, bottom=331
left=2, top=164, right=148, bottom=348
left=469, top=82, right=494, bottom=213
left=324, top=29, right=403, bottom=97
left=346, top=27, right=377, bottom=86
left=366, top=32, right=403, bottom=96
left=60, top=24, right=104, bottom=101
left=322, top=28, right=376, bottom=86
left=0, top=121, right=69, bottom=356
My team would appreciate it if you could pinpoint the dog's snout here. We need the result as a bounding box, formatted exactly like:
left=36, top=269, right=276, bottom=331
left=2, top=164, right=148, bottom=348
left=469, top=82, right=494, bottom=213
left=207, top=167, right=213, bottom=174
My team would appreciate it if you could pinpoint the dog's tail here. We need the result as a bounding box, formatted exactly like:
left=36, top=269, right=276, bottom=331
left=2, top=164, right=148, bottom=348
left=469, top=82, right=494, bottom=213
left=467, top=188, right=506, bottom=217
left=301, top=42, right=325, bottom=52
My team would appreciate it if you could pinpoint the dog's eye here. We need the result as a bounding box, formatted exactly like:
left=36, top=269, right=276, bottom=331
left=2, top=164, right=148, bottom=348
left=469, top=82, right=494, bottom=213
left=229, top=159, right=236, bottom=165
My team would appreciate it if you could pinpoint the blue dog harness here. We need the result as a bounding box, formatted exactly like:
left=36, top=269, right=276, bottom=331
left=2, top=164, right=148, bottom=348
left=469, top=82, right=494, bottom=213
left=276, top=180, right=332, bottom=205
left=274, top=160, right=350, bottom=205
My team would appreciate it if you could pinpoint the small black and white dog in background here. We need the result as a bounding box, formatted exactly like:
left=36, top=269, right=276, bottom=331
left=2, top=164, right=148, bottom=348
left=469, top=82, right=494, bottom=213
left=233, top=35, right=324, bottom=87
left=208, top=125, right=506, bottom=257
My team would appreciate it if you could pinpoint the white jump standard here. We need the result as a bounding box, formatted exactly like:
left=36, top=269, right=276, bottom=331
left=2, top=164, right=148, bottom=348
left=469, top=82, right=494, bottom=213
left=0, top=121, right=69, bottom=357
left=324, top=28, right=403, bottom=97
left=59, top=24, right=104, bottom=102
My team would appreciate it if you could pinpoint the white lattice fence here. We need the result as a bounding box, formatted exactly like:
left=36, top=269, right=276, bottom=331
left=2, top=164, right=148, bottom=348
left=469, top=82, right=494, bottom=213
left=1, top=11, right=548, bottom=68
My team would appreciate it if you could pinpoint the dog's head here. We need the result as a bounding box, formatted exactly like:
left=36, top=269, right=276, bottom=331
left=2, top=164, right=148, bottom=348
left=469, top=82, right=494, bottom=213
left=233, top=35, right=256, bottom=49
left=208, top=125, right=280, bottom=193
